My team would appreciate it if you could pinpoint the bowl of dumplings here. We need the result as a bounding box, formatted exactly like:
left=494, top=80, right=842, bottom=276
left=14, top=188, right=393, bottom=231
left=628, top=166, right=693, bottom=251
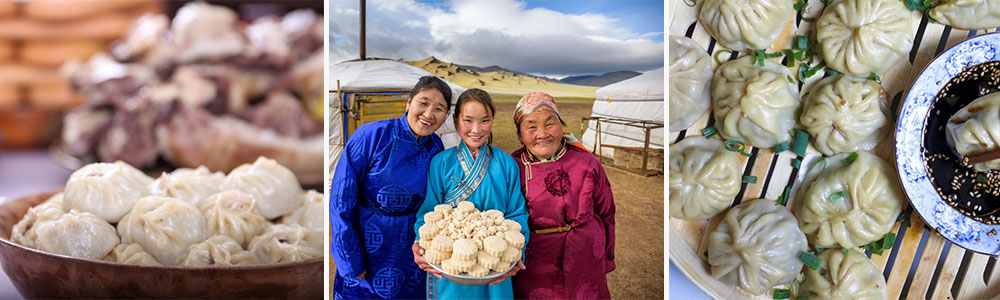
left=417, top=201, right=523, bottom=286
left=897, top=32, right=1000, bottom=255
left=0, top=157, right=323, bottom=298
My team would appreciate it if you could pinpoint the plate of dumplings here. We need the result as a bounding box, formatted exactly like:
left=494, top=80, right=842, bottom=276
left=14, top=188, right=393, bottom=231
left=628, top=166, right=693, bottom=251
left=0, top=157, right=323, bottom=298
left=668, top=0, right=939, bottom=298
left=417, top=201, right=522, bottom=286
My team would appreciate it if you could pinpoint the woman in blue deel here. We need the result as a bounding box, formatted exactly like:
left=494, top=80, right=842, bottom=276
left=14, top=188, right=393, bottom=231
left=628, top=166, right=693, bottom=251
left=412, top=88, right=530, bottom=299
left=330, top=75, right=453, bottom=299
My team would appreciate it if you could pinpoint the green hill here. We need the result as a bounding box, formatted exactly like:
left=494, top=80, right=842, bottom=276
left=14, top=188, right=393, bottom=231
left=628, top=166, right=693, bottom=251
left=406, top=56, right=599, bottom=98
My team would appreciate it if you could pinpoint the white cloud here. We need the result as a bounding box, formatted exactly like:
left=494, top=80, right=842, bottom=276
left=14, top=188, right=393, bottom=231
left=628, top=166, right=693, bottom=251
left=330, top=0, right=663, bottom=76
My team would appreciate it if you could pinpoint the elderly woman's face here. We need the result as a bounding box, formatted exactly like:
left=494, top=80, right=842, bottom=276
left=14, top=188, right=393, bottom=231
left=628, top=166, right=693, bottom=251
left=405, top=88, right=449, bottom=137
left=518, top=110, right=563, bottom=159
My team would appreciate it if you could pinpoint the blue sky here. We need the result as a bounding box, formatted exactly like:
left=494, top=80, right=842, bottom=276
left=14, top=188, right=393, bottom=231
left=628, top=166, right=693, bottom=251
left=330, top=0, right=664, bottom=78
left=417, top=0, right=664, bottom=42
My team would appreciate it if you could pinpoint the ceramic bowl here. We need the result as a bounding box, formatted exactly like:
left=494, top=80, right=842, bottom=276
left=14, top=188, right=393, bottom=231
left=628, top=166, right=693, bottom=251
left=896, top=32, right=1000, bottom=255
left=0, top=190, right=323, bottom=298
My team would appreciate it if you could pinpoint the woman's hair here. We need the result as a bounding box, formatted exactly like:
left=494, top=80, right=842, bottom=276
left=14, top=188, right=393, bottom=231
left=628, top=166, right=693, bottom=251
left=409, top=76, right=453, bottom=111
left=454, top=88, right=496, bottom=146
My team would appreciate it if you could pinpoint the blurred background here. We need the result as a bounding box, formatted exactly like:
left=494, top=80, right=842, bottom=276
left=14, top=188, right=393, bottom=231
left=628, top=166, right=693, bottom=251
left=0, top=1, right=322, bottom=297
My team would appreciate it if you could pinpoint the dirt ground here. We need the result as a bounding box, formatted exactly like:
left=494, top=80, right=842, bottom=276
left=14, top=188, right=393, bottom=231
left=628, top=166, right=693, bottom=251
left=330, top=96, right=665, bottom=299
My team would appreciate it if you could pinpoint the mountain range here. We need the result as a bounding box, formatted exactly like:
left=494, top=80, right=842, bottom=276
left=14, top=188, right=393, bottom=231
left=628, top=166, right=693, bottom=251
left=404, top=56, right=639, bottom=98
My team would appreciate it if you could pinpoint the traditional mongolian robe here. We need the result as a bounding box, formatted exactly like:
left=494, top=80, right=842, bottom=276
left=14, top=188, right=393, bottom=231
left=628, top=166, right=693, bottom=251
left=415, top=143, right=530, bottom=300
left=511, top=141, right=616, bottom=300
left=330, top=115, right=444, bottom=300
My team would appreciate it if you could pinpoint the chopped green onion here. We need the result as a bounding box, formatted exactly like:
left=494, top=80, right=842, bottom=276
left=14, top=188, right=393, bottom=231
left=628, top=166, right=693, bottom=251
left=842, top=152, right=859, bottom=165
left=864, top=233, right=897, bottom=255
left=714, top=50, right=732, bottom=65
left=824, top=0, right=833, bottom=5
left=755, top=50, right=766, bottom=66
left=773, top=289, right=791, bottom=299
left=792, top=159, right=802, bottom=169
left=828, top=191, right=847, bottom=203
left=793, top=130, right=810, bottom=156
left=812, top=156, right=828, bottom=170
left=799, top=62, right=826, bottom=80
left=802, top=17, right=816, bottom=22
left=794, top=297, right=805, bottom=300
left=702, top=127, right=719, bottom=138
left=799, top=251, right=821, bottom=270
left=898, top=206, right=913, bottom=227
left=977, top=174, right=987, bottom=183
left=787, top=75, right=796, bottom=83
left=725, top=139, right=752, bottom=156
left=794, top=36, right=809, bottom=50
left=794, top=0, right=808, bottom=13
left=944, top=95, right=960, bottom=106
left=765, top=51, right=783, bottom=59
left=869, top=72, right=881, bottom=82
left=826, top=68, right=839, bottom=76
left=842, top=248, right=849, bottom=256
left=725, top=139, right=745, bottom=151
left=743, top=175, right=758, bottom=184
left=820, top=268, right=827, bottom=276
left=775, top=141, right=790, bottom=153
left=904, top=0, right=940, bottom=11
left=813, top=245, right=823, bottom=254
left=684, top=0, right=697, bottom=6
left=777, top=185, right=792, bottom=206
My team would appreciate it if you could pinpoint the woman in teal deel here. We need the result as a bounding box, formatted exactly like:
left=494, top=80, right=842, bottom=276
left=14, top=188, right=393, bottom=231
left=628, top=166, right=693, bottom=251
left=412, top=88, right=529, bottom=299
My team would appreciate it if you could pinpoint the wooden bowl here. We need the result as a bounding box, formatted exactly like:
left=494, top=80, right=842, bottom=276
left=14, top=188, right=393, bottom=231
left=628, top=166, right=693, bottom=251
left=0, top=190, right=323, bottom=299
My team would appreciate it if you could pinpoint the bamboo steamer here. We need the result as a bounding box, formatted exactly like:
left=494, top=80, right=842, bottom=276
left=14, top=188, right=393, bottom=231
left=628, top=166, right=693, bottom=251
left=669, top=0, right=1000, bottom=298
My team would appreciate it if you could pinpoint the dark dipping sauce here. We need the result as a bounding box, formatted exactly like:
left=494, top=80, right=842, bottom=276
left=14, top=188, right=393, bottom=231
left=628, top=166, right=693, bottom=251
left=924, top=60, right=1000, bottom=224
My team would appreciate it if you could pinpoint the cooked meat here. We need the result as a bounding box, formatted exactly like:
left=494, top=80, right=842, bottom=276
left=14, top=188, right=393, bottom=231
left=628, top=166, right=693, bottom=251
left=159, top=107, right=323, bottom=183
left=238, top=91, right=321, bottom=138
left=95, top=96, right=176, bottom=167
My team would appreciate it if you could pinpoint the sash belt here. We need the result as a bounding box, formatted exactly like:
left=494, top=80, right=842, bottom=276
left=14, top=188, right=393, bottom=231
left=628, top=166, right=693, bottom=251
left=532, top=225, right=572, bottom=234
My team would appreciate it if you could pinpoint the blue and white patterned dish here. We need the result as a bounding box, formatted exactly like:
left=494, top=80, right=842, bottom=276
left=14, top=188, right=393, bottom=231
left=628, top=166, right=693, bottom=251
left=896, top=32, right=1000, bottom=255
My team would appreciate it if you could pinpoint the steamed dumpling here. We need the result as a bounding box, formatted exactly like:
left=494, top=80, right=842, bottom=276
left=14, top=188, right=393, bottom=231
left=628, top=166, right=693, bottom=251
left=799, top=249, right=888, bottom=300
left=929, top=0, right=1000, bottom=30
left=817, top=0, right=913, bottom=77
left=12, top=193, right=66, bottom=249
left=800, top=75, right=890, bottom=156
left=281, top=190, right=324, bottom=233
left=794, top=152, right=903, bottom=248
left=105, top=243, right=162, bottom=266
left=713, top=56, right=800, bottom=148
left=669, top=35, right=713, bottom=131
left=669, top=136, right=741, bottom=220
left=698, top=0, right=794, bottom=50
left=35, top=210, right=120, bottom=260
left=117, top=196, right=208, bottom=265
left=946, top=93, right=1000, bottom=171
left=708, top=199, right=808, bottom=295
left=150, top=166, right=225, bottom=208
left=200, top=189, right=270, bottom=248
left=222, top=157, right=304, bottom=219
left=64, top=161, right=154, bottom=223
left=248, top=223, right=322, bottom=264
left=177, top=235, right=260, bottom=266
